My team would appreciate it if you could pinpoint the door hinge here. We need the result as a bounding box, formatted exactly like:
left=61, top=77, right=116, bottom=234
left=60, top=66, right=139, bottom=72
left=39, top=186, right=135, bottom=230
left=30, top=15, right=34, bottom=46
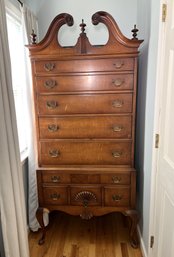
left=162, top=3, right=167, bottom=22
left=155, top=134, right=160, bottom=148
left=150, top=236, right=154, bottom=248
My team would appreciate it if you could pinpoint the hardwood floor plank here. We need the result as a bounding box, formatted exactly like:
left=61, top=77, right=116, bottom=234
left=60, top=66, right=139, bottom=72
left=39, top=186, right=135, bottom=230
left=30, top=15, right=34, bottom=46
left=29, top=212, right=142, bottom=257
left=70, top=244, right=78, bottom=257
left=121, top=243, right=129, bottom=257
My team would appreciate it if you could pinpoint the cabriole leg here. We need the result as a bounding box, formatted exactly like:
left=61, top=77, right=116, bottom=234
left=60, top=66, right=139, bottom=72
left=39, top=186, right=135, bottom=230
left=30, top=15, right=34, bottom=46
left=122, top=210, right=139, bottom=248
left=36, top=207, right=46, bottom=245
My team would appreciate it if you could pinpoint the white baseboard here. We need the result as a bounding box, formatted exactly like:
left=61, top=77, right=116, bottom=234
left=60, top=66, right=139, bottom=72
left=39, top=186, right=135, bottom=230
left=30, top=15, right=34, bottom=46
left=137, top=225, right=148, bottom=257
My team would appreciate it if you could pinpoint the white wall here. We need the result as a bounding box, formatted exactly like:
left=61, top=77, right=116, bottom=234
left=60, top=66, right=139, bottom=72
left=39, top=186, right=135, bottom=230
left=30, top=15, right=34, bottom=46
left=25, top=0, right=137, bottom=45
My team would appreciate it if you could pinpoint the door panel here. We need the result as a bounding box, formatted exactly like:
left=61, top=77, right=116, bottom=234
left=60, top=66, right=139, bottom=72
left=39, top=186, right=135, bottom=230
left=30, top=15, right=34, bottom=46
left=153, top=1, right=174, bottom=256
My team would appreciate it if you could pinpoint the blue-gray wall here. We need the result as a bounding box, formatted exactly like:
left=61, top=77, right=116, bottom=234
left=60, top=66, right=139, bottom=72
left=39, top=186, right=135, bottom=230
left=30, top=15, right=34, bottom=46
left=136, top=0, right=161, bottom=252
left=26, top=0, right=137, bottom=43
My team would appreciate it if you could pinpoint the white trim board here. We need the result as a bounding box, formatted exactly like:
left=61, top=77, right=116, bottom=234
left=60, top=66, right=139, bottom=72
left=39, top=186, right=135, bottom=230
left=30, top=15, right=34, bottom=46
left=137, top=225, right=148, bottom=257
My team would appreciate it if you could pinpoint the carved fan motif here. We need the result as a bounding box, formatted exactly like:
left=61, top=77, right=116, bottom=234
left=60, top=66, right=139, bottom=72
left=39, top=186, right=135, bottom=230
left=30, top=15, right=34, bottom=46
left=75, top=191, right=97, bottom=206
left=75, top=191, right=97, bottom=220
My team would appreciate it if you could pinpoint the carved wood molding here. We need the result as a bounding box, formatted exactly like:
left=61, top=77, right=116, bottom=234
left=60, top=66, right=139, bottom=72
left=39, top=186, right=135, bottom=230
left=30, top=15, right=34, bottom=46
left=92, top=11, right=143, bottom=48
left=26, top=12, right=143, bottom=56
left=27, top=13, right=74, bottom=51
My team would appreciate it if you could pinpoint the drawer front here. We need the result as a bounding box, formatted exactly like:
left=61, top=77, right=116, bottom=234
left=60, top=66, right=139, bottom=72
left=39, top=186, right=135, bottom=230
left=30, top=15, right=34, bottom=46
left=34, top=58, right=134, bottom=74
left=40, top=141, right=132, bottom=165
left=104, top=186, right=130, bottom=206
left=35, top=74, right=134, bottom=93
left=101, top=173, right=131, bottom=185
left=42, top=186, right=68, bottom=205
left=38, top=94, right=133, bottom=115
left=39, top=116, right=132, bottom=139
left=41, top=170, right=70, bottom=183
left=70, top=186, right=101, bottom=206
left=70, top=174, right=100, bottom=184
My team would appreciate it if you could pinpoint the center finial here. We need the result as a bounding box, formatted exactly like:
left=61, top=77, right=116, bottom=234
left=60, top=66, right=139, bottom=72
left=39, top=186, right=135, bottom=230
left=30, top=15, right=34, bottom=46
left=80, top=19, right=86, bottom=34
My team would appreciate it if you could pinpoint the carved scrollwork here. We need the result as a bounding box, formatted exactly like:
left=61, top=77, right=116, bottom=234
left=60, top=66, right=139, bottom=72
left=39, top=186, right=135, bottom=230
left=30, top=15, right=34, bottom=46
left=64, top=13, right=74, bottom=27
left=92, top=13, right=101, bottom=25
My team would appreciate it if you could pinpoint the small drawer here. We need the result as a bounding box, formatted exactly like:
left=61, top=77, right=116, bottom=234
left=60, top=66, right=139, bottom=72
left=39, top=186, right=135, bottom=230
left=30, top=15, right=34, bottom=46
left=34, top=58, right=134, bottom=74
left=39, top=141, right=132, bottom=166
left=104, top=186, right=130, bottom=207
left=101, top=173, right=131, bottom=185
left=37, top=93, right=133, bottom=115
left=41, top=170, right=70, bottom=183
left=70, top=186, right=101, bottom=206
left=42, top=186, right=68, bottom=205
left=35, top=73, right=134, bottom=93
left=38, top=115, right=132, bottom=139
left=71, top=174, right=100, bottom=184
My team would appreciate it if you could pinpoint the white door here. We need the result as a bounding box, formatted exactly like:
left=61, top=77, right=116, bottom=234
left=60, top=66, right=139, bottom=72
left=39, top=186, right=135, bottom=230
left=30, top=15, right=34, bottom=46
left=152, top=1, right=174, bottom=256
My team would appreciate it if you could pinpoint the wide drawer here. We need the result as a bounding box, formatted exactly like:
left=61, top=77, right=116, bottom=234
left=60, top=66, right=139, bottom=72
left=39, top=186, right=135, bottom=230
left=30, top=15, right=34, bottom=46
left=40, top=170, right=100, bottom=184
left=37, top=93, right=133, bottom=115
left=39, top=141, right=132, bottom=166
left=104, top=186, right=130, bottom=206
left=35, top=73, right=134, bottom=93
left=42, top=186, right=68, bottom=205
left=70, top=186, right=101, bottom=206
left=34, top=58, right=134, bottom=74
left=39, top=116, right=132, bottom=139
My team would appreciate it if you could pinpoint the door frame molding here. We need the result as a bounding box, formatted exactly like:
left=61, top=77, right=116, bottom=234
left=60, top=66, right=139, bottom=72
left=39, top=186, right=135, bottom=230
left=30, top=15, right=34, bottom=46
left=148, top=1, right=168, bottom=256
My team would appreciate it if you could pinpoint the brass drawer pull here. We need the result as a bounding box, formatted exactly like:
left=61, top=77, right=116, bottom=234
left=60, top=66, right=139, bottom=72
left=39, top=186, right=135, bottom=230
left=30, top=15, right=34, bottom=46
left=49, top=149, right=60, bottom=158
left=44, top=79, right=57, bottom=89
left=113, top=61, right=124, bottom=69
left=112, top=125, right=123, bottom=132
left=112, top=100, right=123, bottom=108
left=112, top=176, right=121, bottom=184
left=112, top=194, right=122, bottom=202
left=51, top=175, right=60, bottom=183
left=46, top=101, right=58, bottom=109
left=112, top=151, right=122, bottom=158
left=112, top=79, right=124, bottom=87
left=50, top=193, right=60, bottom=201
left=44, top=63, right=55, bottom=71
left=48, top=124, right=59, bottom=132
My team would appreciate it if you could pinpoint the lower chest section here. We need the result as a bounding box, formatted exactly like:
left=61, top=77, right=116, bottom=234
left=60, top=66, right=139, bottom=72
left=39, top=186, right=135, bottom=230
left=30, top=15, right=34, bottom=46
left=37, top=168, right=136, bottom=211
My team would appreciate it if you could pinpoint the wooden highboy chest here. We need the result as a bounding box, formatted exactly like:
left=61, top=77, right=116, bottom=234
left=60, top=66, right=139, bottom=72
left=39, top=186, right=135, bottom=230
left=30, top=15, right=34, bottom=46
left=27, top=11, right=143, bottom=247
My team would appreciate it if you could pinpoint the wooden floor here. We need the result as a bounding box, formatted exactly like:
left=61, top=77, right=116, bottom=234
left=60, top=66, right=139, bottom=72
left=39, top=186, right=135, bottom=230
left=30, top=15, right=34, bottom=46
left=29, top=212, right=142, bottom=257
